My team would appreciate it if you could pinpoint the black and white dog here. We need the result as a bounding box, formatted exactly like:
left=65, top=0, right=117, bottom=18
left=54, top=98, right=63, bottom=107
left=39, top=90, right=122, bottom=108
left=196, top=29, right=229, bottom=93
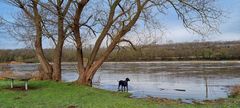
left=118, top=78, right=130, bottom=91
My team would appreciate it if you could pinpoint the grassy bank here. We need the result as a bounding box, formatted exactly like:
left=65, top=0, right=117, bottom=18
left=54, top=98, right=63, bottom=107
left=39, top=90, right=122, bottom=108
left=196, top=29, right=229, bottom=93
left=0, top=80, right=239, bottom=108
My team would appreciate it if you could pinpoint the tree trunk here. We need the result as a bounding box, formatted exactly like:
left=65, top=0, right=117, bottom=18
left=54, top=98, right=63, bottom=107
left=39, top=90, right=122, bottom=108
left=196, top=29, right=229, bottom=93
left=37, top=63, right=53, bottom=80
left=51, top=0, right=72, bottom=81
left=35, top=38, right=53, bottom=80
left=34, top=24, right=53, bottom=80
left=52, top=45, right=63, bottom=81
left=76, top=37, right=121, bottom=86
left=77, top=71, right=91, bottom=86
left=75, top=27, right=90, bottom=85
left=33, top=1, right=53, bottom=80
left=73, top=0, right=89, bottom=85
left=52, top=16, right=65, bottom=81
left=75, top=0, right=144, bottom=86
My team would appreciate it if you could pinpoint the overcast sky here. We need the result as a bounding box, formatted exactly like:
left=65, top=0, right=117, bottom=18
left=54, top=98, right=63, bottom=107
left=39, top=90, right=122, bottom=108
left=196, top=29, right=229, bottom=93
left=0, top=0, right=239, bottom=49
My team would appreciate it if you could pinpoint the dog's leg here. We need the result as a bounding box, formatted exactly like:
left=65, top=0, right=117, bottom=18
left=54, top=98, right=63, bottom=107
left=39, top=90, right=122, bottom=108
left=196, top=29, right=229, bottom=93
left=121, top=86, right=123, bottom=92
left=126, top=86, right=128, bottom=92
left=124, top=86, right=126, bottom=91
left=118, top=83, right=120, bottom=91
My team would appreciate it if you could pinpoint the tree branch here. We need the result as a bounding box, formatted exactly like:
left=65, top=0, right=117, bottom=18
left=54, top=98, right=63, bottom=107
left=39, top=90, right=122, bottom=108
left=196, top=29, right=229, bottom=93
left=86, top=0, right=121, bottom=69
left=120, top=39, right=137, bottom=50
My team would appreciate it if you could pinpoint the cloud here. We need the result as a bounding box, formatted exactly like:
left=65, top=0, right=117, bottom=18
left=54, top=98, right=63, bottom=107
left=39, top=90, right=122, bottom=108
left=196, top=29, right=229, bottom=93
left=0, top=0, right=239, bottom=49
left=0, top=35, right=25, bottom=49
left=163, top=26, right=201, bottom=43
left=162, top=0, right=240, bottom=43
left=211, top=33, right=240, bottom=41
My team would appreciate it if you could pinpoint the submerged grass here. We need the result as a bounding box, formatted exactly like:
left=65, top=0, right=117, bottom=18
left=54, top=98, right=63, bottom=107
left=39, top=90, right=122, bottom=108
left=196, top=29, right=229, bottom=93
left=0, top=80, right=240, bottom=108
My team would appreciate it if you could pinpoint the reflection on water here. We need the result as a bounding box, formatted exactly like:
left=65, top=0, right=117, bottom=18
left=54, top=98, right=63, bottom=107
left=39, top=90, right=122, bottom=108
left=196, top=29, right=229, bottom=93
left=1, top=61, right=240, bottom=102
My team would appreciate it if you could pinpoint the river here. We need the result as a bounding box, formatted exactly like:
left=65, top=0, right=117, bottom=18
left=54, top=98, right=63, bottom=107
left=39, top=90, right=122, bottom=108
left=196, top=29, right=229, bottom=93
left=1, top=61, right=240, bottom=103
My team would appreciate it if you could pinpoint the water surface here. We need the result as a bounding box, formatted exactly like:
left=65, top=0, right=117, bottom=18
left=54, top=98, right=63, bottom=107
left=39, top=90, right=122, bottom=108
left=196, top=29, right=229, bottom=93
left=1, top=61, right=240, bottom=102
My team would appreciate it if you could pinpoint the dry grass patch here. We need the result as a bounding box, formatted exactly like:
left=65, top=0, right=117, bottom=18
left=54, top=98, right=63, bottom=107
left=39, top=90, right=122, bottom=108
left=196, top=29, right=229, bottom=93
left=230, top=85, right=240, bottom=97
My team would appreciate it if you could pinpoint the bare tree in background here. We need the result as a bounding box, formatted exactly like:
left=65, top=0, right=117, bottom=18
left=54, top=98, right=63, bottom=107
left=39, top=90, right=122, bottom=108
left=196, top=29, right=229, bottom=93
left=7, top=0, right=72, bottom=81
left=44, top=0, right=72, bottom=81
left=7, top=0, right=53, bottom=80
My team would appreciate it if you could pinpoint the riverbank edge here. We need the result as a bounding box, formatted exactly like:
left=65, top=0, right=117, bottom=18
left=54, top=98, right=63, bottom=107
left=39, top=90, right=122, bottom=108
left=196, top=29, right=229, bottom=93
left=0, top=80, right=239, bottom=108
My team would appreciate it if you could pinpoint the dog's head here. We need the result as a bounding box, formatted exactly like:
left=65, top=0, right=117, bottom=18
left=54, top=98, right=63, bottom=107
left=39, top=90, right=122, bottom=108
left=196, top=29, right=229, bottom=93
left=126, top=78, right=130, bottom=81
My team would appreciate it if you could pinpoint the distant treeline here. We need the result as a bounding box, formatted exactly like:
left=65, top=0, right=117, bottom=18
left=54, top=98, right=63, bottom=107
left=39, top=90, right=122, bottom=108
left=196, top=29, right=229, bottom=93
left=109, top=41, right=240, bottom=61
left=0, top=41, right=240, bottom=63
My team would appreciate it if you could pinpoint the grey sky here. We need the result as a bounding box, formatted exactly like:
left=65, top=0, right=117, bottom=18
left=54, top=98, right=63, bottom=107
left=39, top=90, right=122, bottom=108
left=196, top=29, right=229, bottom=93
left=0, top=0, right=239, bottom=49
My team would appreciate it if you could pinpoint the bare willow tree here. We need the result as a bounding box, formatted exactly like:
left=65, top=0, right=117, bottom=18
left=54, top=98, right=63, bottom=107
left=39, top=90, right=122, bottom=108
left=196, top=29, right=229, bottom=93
left=7, top=0, right=54, bottom=80
left=69, top=0, right=89, bottom=84
left=7, top=0, right=73, bottom=81
left=70, top=0, right=222, bottom=85
left=40, top=0, right=73, bottom=81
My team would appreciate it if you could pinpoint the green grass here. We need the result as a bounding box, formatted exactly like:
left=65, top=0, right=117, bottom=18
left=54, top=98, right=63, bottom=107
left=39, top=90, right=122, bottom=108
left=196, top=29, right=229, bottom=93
left=0, top=80, right=239, bottom=108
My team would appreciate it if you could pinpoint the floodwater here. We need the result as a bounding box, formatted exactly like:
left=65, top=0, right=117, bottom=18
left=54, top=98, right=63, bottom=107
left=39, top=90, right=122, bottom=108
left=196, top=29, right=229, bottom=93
left=1, top=61, right=240, bottom=102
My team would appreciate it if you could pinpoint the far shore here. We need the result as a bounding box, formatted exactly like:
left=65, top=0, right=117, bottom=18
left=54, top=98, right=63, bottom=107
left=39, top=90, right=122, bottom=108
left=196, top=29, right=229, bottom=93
left=1, top=60, right=240, bottom=65
left=0, top=61, right=26, bottom=65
